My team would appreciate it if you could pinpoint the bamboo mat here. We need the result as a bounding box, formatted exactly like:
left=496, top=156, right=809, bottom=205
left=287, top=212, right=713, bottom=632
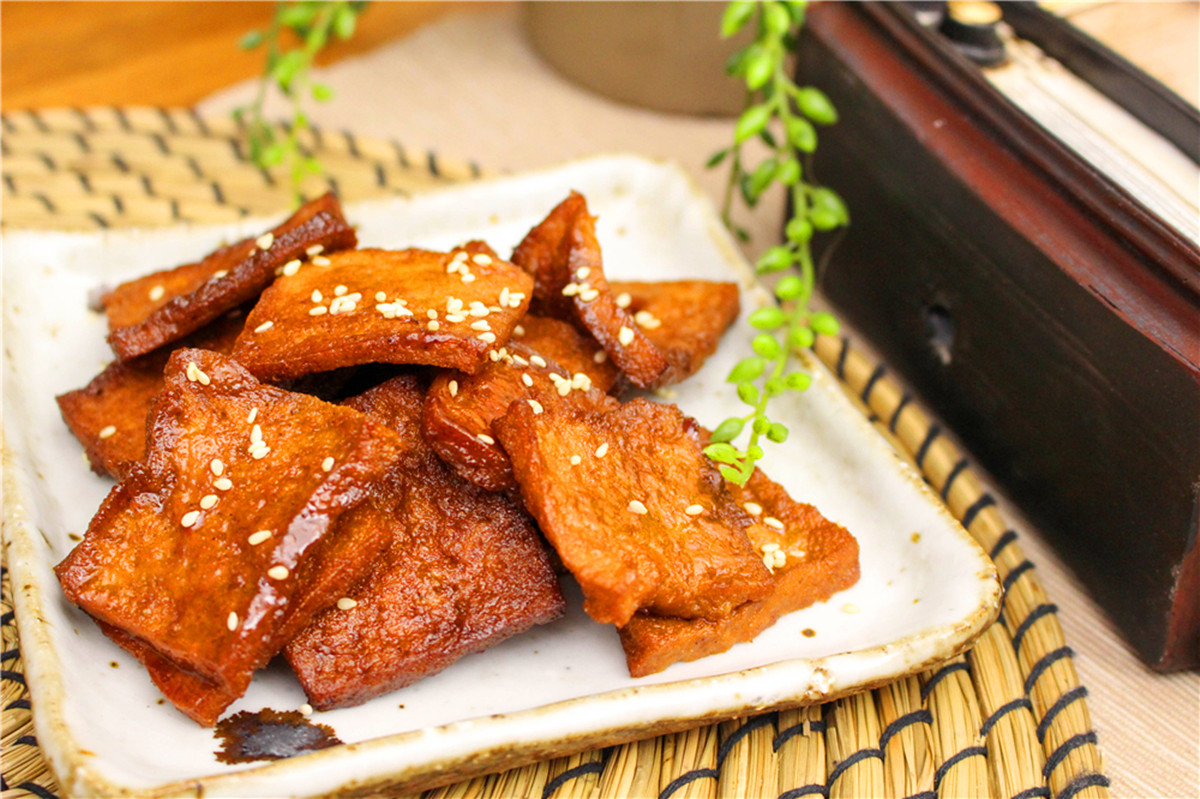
left=0, top=107, right=1111, bottom=799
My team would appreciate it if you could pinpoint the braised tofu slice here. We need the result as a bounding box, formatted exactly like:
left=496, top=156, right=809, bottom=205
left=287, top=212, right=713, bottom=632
left=422, top=315, right=620, bottom=492
left=54, top=348, right=402, bottom=725
left=494, top=396, right=772, bottom=627
left=56, top=310, right=246, bottom=481
left=607, top=280, right=740, bottom=386
left=103, top=193, right=356, bottom=361
left=285, top=374, right=565, bottom=709
left=618, top=464, right=860, bottom=677
left=511, top=193, right=671, bottom=389
left=231, top=245, right=534, bottom=382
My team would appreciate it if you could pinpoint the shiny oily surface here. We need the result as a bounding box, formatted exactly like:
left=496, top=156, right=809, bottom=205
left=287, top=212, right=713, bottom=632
left=2, top=155, right=1000, bottom=797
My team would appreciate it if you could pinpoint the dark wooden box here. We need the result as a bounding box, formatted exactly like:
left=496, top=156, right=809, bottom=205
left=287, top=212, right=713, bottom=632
left=799, top=3, right=1199, bottom=669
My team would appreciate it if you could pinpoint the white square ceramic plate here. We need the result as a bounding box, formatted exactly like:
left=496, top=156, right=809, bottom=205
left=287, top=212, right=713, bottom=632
left=2, top=154, right=1000, bottom=797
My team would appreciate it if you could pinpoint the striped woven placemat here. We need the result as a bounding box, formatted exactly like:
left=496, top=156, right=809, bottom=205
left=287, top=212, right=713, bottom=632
left=0, top=107, right=1110, bottom=799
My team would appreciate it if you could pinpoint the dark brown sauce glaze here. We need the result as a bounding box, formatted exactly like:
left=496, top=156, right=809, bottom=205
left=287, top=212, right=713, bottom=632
left=214, top=709, right=342, bottom=764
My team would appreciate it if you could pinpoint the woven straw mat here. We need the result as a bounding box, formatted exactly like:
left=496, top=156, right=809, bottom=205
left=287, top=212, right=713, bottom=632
left=0, top=107, right=1111, bottom=799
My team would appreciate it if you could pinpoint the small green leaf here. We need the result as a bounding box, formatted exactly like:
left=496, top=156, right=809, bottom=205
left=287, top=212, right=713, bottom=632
left=758, top=127, right=779, bottom=148
left=810, top=311, right=841, bottom=336
left=765, top=376, right=785, bottom=397
left=767, top=422, right=790, bottom=443
left=744, top=47, right=775, bottom=91
left=794, top=86, right=838, bottom=125
left=727, top=356, right=766, bottom=384
left=721, top=0, right=757, bottom=37
left=747, top=444, right=764, bottom=460
left=334, top=4, right=359, bottom=39
left=706, top=148, right=730, bottom=169
left=720, top=464, right=747, bottom=485
left=755, top=246, right=793, bottom=274
left=809, top=207, right=840, bottom=231
left=786, top=371, right=813, bottom=391
left=764, top=2, right=793, bottom=36
left=788, top=326, right=815, bottom=350
left=752, top=333, right=782, bottom=359
left=725, top=46, right=752, bottom=77
left=734, top=103, right=773, bottom=144
left=776, top=158, right=801, bottom=185
left=737, top=383, right=760, bottom=405
left=786, top=116, right=817, bottom=152
left=239, top=30, right=264, bottom=50
left=703, top=442, right=739, bottom=464
left=261, top=142, right=286, bottom=167
left=747, top=158, right=778, bottom=198
left=785, top=217, right=812, bottom=243
left=710, top=417, right=746, bottom=443
left=279, top=2, right=320, bottom=29
left=272, top=50, right=307, bottom=90
left=811, top=186, right=850, bottom=225
left=748, top=306, right=787, bottom=330
left=775, top=275, right=804, bottom=301
left=312, top=82, right=335, bottom=101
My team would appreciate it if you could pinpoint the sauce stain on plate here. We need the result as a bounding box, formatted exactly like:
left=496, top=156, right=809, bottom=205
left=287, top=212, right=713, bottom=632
left=214, top=709, right=342, bottom=764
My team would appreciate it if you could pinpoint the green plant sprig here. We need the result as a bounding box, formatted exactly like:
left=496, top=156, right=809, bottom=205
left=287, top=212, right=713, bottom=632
left=705, top=0, right=850, bottom=486
left=234, top=1, right=367, bottom=202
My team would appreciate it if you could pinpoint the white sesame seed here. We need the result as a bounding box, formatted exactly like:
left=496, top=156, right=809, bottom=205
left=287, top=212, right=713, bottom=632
left=528, top=399, right=544, bottom=414
left=593, top=350, right=608, bottom=363
left=616, top=292, right=632, bottom=309
left=513, top=355, right=529, bottom=367
left=764, top=516, right=785, bottom=530
left=306, top=244, right=324, bottom=256
left=478, top=332, right=496, bottom=343
left=337, top=597, right=357, bottom=610
left=618, top=326, right=634, bottom=346
left=446, top=313, right=467, bottom=323
left=254, top=320, right=274, bottom=333
left=376, top=291, right=387, bottom=302
left=686, top=504, right=704, bottom=516
left=521, top=373, right=533, bottom=387
left=312, top=256, right=331, bottom=267
left=530, top=355, right=547, bottom=368
left=200, top=494, right=218, bottom=510
left=311, top=289, right=323, bottom=303
left=635, top=310, right=662, bottom=329
left=762, top=543, right=781, bottom=553
left=763, top=554, right=776, bottom=571
left=744, top=502, right=763, bottom=516
left=576, top=267, right=591, bottom=280
left=98, top=425, right=117, bottom=439
left=334, top=285, right=348, bottom=297
left=561, top=283, right=579, bottom=297
left=181, top=510, right=201, bottom=528
left=214, top=477, right=233, bottom=491
left=213, top=270, right=228, bottom=280
left=299, top=703, right=313, bottom=716
left=570, top=455, right=582, bottom=465
left=488, top=350, right=501, bottom=362
left=595, top=443, right=609, bottom=457
left=628, top=500, right=648, bottom=515
left=447, top=261, right=461, bottom=274
left=499, top=288, right=510, bottom=306
left=772, top=550, right=787, bottom=568
left=186, top=361, right=200, bottom=382
left=149, top=285, right=165, bottom=301
left=282, top=259, right=301, bottom=276
left=477, top=433, right=495, bottom=445
left=309, top=305, right=328, bottom=316
left=251, top=446, right=270, bottom=459
left=251, top=424, right=263, bottom=443
left=513, top=325, right=525, bottom=338
left=227, top=611, right=239, bottom=630
left=572, top=373, right=592, bottom=391
left=469, top=302, right=490, bottom=318
left=210, top=458, right=224, bottom=476
left=472, top=253, right=493, bottom=266
left=579, top=289, right=599, bottom=302
left=555, top=381, right=571, bottom=397
left=268, top=565, right=289, bottom=580
left=322, top=456, right=334, bottom=472
left=448, top=380, right=458, bottom=397
left=249, top=530, right=271, bottom=545
left=256, top=233, right=274, bottom=250
left=427, top=320, right=440, bottom=332
left=246, top=408, right=258, bottom=424
left=461, top=273, right=476, bottom=283
left=470, top=320, right=491, bottom=332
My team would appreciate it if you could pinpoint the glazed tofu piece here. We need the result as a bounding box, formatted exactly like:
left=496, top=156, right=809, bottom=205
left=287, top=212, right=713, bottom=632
left=618, top=463, right=860, bottom=677
left=285, top=374, right=565, bottom=709
left=231, top=244, right=534, bottom=382
left=56, top=309, right=246, bottom=480
left=607, top=280, right=740, bottom=386
left=422, top=315, right=620, bottom=492
left=103, top=193, right=356, bottom=361
left=511, top=193, right=672, bottom=389
left=494, top=396, right=772, bottom=627
left=55, top=348, right=403, bottom=725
